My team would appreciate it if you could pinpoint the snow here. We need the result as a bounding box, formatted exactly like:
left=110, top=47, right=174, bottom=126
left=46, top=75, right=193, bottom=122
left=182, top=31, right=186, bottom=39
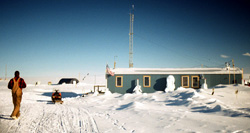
left=1, top=80, right=250, bottom=133
left=112, top=67, right=242, bottom=75
left=201, top=78, right=208, bottom=89
left=165, top=75, right=175, bottom=92
left=104, top=88, right=112, bottom=96
left=133, top=79, right=142, bottom=94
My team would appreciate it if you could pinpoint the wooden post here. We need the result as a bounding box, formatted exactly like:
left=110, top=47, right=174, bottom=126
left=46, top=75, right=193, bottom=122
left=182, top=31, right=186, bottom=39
left=242, top=68, right=244, bottom=79
left=242, top=68, right=244, bottom=85
left=114, top=56, right=117, bottom=69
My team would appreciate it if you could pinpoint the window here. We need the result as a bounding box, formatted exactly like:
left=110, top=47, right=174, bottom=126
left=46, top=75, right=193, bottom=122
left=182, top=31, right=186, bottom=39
left=192, top=76, right=200, bottom=88
left=116, top=76, right=123, bottom=87
left=143, top=76, right=151, bottom=87
left=181, top=76, right=189, bottom=88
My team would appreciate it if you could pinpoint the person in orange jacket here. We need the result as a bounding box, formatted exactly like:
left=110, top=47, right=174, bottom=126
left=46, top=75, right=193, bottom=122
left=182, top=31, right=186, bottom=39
left=52, top=89, right=62, bottom=103
left=8, top=71, right=26, bottom=120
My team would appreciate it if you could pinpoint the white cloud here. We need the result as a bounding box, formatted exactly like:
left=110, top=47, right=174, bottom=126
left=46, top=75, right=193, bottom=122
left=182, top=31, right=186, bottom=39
left=243, top=52, right=250, bottom=57
left=220, top=54, right=229, bottom=58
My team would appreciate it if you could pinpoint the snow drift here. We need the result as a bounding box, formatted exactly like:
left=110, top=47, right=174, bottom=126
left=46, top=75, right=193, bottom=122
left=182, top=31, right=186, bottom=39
left=1, top=80, right=250, bottom=133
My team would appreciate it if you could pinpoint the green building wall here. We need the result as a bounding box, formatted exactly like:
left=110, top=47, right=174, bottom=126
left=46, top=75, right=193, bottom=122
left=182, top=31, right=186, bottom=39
left=107, top=74, right=242, bottom=94
left=204, top=74, right=242, bottom=88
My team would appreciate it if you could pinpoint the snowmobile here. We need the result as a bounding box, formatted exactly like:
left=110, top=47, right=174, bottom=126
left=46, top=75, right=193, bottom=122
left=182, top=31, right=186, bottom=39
left=51, top=89, right=63, bottom=104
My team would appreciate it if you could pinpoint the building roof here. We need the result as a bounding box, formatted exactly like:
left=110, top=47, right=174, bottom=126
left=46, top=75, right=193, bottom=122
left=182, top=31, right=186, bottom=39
left=110, top=67, right=243, bottom=75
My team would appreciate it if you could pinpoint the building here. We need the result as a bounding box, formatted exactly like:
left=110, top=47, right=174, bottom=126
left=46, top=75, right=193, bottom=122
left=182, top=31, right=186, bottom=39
left=58, top=78, right=79, bottom=84
left=106, top=67, right=243, bottom=94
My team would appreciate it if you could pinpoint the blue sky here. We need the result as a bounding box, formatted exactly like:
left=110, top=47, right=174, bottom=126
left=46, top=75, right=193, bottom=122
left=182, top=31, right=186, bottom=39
left=0, top=0, right=250, bottom=78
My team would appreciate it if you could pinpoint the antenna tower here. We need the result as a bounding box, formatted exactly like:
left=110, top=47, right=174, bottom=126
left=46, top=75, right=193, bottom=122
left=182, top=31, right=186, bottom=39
left=129, top=5, right=134, bottom=68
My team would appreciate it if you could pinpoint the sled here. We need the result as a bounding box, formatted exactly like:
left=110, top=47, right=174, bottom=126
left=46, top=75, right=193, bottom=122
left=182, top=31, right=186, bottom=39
left=51, top=89, right=63, bottom=104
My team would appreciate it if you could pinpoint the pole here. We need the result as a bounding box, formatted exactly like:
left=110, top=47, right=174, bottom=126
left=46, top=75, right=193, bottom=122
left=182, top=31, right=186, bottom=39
left=229, top=64, right=230, bottom=85
left=129, top=5, right=134, bottom=68
left=114, top=56, right=117, bottom=69
left=242, top=68, right=244, bottom=80
left=242, top=68, right=244, bottom=85
left=232, top=59, right=235, bottom=84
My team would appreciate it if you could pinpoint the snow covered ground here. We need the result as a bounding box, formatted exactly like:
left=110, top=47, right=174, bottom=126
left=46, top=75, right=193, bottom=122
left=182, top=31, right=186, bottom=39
left=1, top=80, right=250, bottom=133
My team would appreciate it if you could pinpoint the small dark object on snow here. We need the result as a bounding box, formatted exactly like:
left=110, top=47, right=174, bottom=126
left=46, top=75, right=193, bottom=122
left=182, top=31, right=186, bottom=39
left=235, top=89, right=239, bottom=94
left=51, top=90, right=63, bottom=104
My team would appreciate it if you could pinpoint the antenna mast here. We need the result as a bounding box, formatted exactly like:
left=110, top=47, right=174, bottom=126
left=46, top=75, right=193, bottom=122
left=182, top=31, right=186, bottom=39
left=129, top=5, right=134, bottom=68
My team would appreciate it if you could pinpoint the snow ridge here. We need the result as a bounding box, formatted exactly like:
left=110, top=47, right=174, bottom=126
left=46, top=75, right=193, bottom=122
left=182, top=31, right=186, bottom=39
left=1, top=81, right=250, bottom=132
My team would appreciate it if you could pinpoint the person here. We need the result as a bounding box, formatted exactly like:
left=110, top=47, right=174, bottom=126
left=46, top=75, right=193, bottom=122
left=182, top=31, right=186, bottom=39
left=8, top=71, right=26, bottom=120
left=51, top=89, right=62, bottom=103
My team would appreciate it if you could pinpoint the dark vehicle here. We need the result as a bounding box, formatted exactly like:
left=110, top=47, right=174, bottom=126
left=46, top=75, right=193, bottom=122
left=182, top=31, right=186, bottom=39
left=58, top=78, right=79, bottom=84
left=51, top=89, right=63, bottom=104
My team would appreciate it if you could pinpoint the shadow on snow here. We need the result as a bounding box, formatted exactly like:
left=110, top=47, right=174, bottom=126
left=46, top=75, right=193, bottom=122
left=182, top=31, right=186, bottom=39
left=37, top=92, right=81, bottom=104
left=116, top=102, right=134, bottom=110
left=165, top=91, right=194, bottom=106
left=0, top=115, right=13, bottom=120
left=165, top=90, right=250, bottom=118
left=41, top=92, right=81, bottom=98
